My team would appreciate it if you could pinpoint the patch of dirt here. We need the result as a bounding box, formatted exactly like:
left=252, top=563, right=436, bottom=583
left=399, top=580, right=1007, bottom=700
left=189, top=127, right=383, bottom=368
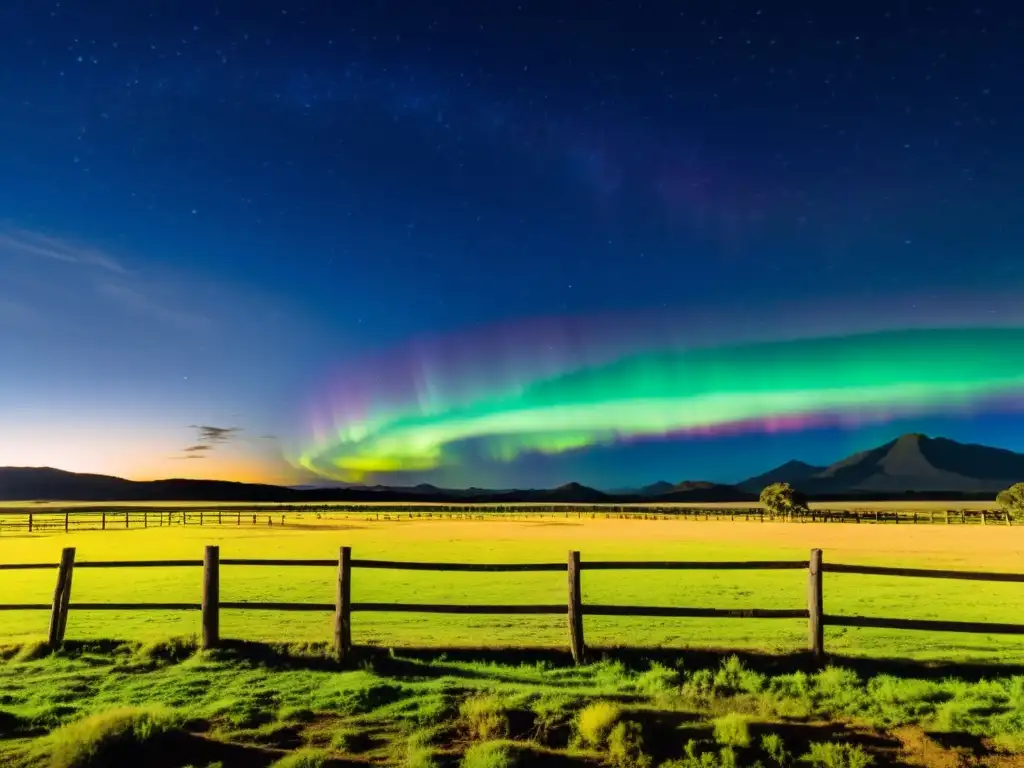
left=894, top=726, right=977, bottom=768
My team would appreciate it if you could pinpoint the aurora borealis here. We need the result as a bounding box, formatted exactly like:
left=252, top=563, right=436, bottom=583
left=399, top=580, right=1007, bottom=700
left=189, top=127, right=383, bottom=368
left=294, top=326, right=1024, bottom=484
left=4, top=3, right=1024, bottom=485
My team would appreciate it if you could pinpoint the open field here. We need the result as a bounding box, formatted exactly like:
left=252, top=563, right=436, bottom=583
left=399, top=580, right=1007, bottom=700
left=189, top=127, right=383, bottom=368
left=1, top=518, right=1023, bottom=663
left=3, top=641, right=1024, bottom=767
left=0, top=499, right=1005, bottom=509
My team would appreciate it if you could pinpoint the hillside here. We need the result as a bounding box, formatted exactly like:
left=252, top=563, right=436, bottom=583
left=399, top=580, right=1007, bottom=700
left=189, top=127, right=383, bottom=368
left=3, top=433, right=1023, bottom=502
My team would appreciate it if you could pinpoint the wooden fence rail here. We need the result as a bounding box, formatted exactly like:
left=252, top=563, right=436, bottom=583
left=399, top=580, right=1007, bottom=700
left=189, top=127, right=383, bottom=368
left=3, top=546, right=1023, bottom=663
left=0, top=506, right=1018, bottom=535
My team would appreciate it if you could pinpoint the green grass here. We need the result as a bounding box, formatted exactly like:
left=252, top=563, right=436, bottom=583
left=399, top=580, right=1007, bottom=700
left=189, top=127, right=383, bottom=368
left=1, top=517, right=1022, bottom=662
left=2, top=644, right=1023, bottom=767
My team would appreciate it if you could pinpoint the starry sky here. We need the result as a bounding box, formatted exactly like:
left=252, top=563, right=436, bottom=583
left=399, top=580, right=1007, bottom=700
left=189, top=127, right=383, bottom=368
left=2, top=1, right=1023, bottom=489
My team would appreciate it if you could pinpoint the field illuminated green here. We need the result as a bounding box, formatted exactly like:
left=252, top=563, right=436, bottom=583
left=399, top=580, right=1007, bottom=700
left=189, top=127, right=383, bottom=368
left=2, top=515, right=1023, bottom=663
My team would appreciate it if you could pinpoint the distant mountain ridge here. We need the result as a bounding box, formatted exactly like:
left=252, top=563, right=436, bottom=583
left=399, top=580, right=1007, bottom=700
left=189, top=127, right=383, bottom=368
left=1, top=434, right=1021, bottom=502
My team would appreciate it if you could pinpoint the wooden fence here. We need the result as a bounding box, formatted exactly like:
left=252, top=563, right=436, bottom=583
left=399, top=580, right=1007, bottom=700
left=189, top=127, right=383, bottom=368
left=3, top=547, right=1023, bottom=663
left=0, top=505, right=1015, bottom=534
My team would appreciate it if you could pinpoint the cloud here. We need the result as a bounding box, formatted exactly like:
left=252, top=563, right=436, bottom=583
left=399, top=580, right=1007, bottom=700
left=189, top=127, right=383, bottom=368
left=172, top=425, right=242, bottom=460
left=0, top=229, right=126, bottom=274
left=95, top=281, right=210, bottom=332
left=191, top=425, right=242, bottom=444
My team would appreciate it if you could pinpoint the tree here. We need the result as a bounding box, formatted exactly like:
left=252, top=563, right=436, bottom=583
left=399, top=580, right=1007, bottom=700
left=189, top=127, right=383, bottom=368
left=996, top=482, right=1024, bottom=522
left=759, top=482, right=809, bottom=520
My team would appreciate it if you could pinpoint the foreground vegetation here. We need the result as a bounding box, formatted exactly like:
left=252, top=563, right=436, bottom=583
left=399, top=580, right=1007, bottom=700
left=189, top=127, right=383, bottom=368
left=2, top=639, right=1024, bottom=767
left=1, top=519, right=1023, bottom=662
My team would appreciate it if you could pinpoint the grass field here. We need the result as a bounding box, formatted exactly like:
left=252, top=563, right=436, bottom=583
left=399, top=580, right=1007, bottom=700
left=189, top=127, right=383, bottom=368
left=1, top=517, right=1023, bottom=663
left=3, top=640, right=1024, bottom=767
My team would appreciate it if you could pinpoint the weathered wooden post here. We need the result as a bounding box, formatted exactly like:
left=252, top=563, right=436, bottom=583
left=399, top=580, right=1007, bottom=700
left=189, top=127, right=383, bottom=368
left=101, top=511, right=106, bottom=530
left=335, top=546, right=352, bottom=661
left=567, top=550, right=584, bottom=664
left=56, top=547, right=75, bottom=643
left=808, top=548, right=824, bottom=661
left=125, top=510, right=129, bottom=529
left=64, top=512, right=69, bottom=533
left=218, top=510, right=222, bottom=525
left=202, top=545, right=220, bottom=649
left=144, top=511, right=148, bottom=528
left=48, top=547, right=76, bottom=646
left=200, top=511, right=204, bottom=526
left=28, top=512, right=33, bottom=533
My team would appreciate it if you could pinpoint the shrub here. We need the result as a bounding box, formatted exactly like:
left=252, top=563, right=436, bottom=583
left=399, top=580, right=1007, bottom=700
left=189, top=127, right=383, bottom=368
left=607, top=721, right=651, bottom=768
left=331, top=725, right=369, bottom=752
left=661, top=739, right=740, bottom=768
left=712, top=713, right=750, bottom=748
left=997, top=482, right=1024, bottom=520
left=634, top=662, right=681, bottom=696
left=270, top=749, right=329, bottom=768
left=405, top=729, right=439, bottom=768
left=713, top=656, right=764, bottom=695
left=802, top=742, right=873, bottom=768
left=760, top=732, right=790, bottom=767
left=759, top=482, right=808, bottom=517
left=41, top=706, right=177, bottom=768
left=575, top=700, right=621, bottom=747
left=461, top=741, right=517, bottom=768
left=459, top=694, right=509, bottom=741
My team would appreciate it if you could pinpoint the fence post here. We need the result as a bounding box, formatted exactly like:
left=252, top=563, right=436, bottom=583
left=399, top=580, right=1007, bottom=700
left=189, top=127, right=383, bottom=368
left=808, top=548, right=824, bottom=661
left=57, top=547, right=76, bottom=642
left=202, top=545, right=220, bottom=649
left=125, top=510, right=129, bottom=529
left=48, top=547, right=76, bottom=646
left=64, top=512, right=69, bottom=533
left=567, top=550, right=584, bottom=664
left=101, top=511, right=106, bottom=530
left=335, top=546, right=352, bottom=661
left=28, top=512, right=32, bottom=533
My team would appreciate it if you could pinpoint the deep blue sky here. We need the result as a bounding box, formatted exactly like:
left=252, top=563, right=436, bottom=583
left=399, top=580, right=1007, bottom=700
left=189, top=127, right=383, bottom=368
left=2, top=1, right=1023, bottom=486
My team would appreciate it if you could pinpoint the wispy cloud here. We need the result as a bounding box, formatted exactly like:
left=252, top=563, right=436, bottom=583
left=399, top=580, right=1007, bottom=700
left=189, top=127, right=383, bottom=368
left=191, top=425, right=242, bottom=444
left=171, top=425, right=243, bottom=460
left=0, top=229, right=126, bottom=274
left=95, top=281, right=209, bottom=332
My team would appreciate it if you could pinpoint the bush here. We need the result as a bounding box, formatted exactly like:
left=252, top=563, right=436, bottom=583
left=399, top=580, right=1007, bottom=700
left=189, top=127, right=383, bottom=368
left=575, top=700, right=621, bottom=747
left=270, top=749, right=329, bottom=768
left=760, top=732, right=790, bottom=767
left=405, top=729, right=439, bottom=768
left=712, top=713, right=750, bottom=748
left=634, top=662, right=680, bottom=696
left=607, top=721, right=651, bottom=768
left=997, top=482, right=1024, bottom=520
left=459, top=695, right=509, bottom=741
left=41, top=706, right=177, bottom=768
left=759, top=482, right=808, bottom=517
left=802, top=742, right=873, bottom=768
left=461, top=741, right=517, bottom=768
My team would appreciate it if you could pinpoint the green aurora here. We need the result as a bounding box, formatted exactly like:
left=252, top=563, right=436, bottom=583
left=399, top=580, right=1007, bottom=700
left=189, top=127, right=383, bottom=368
left=294, top=328, right=1024, bottom=482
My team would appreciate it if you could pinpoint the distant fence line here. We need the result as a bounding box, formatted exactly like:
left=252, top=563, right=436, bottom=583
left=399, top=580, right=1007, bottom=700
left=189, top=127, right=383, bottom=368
left=0, top=505, right=1015, bottom=534
left=2, top=546, right=1023, bottom=663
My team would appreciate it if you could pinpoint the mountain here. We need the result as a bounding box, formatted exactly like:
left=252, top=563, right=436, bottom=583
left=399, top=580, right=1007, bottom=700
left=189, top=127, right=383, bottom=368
left=737, top=460, right=826, bottom=493
left=659, top=481, right=756, bottom=503
left=738, top=433, right=1024, bottom=496
left=3, top=434, right=1023, bottom=502
left=639, top=481, right=675, bottom=496
left=800, top=433, right=1024, bottom=494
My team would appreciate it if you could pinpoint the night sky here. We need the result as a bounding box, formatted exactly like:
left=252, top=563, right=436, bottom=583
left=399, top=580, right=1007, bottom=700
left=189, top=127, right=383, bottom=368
left=2, top=1, right=1023, bottom=489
